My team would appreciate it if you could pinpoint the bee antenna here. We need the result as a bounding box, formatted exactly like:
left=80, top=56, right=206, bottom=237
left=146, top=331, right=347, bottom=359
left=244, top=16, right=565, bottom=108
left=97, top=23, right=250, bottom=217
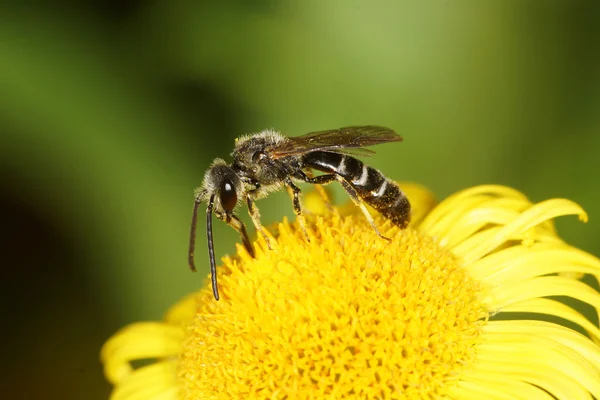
left=188, top=196, right=202, bottom=272
left=206, top=195, right=220, bottom=300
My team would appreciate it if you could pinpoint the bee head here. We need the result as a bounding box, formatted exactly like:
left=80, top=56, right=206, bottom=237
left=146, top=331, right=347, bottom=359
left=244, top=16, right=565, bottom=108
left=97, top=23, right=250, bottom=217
left=189, top=158, right=245, bottom=301
left=197, top=158, right=243, bottom=213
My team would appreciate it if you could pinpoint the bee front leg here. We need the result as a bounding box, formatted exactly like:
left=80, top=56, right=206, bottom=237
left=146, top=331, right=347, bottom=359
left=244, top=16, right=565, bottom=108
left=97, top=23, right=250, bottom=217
left=215, top=210, right=256, bottom=258
left=285, top=178, right=310, bottom=242
left=246, top=193, right=273, bottom=250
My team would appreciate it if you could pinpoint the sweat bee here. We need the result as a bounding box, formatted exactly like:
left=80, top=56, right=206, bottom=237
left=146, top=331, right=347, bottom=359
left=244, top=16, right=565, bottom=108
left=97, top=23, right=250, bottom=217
left=188, top=126, right=411, bottom=300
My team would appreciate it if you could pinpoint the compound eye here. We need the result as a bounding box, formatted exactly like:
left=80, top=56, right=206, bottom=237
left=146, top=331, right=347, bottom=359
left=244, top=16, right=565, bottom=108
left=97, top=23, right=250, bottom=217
left=252, top=151, right=267, bottom=163
left=219, top=179, right=237, bottom=212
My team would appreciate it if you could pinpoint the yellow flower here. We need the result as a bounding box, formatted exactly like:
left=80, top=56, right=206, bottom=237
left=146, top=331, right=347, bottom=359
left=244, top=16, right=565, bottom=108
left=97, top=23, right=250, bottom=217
left=101, top=184, right=600, bottom=399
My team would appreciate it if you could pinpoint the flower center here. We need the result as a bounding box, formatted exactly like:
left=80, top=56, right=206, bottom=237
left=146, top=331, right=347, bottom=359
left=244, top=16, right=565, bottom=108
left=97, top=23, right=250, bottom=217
left=177, top=213, right=486, bottom=399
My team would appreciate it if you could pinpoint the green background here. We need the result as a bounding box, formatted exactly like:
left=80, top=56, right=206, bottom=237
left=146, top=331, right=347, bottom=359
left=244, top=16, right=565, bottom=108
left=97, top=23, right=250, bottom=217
left=1, top=1, right=599, bottom=399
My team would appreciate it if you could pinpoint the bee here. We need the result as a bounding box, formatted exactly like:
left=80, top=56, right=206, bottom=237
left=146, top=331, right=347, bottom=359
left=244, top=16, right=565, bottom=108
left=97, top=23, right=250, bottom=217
left=188, top=126, right=411, bottom=300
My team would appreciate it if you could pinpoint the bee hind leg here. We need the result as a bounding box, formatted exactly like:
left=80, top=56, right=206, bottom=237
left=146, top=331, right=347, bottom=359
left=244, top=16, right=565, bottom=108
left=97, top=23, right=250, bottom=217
left=337, top=177, right=390, bottom=241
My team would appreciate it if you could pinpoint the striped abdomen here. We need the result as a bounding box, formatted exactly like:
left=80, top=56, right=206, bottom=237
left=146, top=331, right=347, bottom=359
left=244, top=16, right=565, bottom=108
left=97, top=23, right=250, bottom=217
left=302, top=151, right=411, bottom=228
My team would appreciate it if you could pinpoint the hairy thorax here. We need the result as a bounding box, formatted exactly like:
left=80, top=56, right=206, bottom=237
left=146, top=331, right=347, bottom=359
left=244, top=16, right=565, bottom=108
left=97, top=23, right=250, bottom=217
left=231, top=130, right=301, bottom=186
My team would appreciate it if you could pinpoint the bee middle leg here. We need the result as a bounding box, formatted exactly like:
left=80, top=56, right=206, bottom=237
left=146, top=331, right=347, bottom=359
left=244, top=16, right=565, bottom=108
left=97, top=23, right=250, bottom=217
left=285, top=178, right=310, bottom=241
left=245, top=193, right=273, bottom=249
left=337, top=177, right=390, bottom=241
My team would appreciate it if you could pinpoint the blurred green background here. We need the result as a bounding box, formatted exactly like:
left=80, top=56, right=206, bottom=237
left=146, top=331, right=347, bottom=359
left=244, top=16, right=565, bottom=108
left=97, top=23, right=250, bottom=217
left=1, top=1, right=599, bottom=399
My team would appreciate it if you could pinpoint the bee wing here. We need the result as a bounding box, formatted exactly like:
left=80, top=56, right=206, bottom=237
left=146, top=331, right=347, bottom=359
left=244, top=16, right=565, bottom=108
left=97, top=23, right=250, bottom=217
left=267, top=126, right=402, bottom=159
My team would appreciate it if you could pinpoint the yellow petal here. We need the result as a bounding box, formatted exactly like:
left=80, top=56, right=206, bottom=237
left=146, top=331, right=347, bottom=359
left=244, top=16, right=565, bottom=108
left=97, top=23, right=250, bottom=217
left=164, top=294, right=199, bottom=325
left=100, top=184, right=600, bottom=399
left=484, top=276, right=600, bottom=312
left=101, top=322, right=184, bottom=384
left=501, top=298, right=600, bottom=343
left=110, top=361, right=178, bottom=400
left=468, top=244, right=600, bottom=285
left=459, top=199, right=587, bottom=265
left=419, top=185, right=530, bottom=234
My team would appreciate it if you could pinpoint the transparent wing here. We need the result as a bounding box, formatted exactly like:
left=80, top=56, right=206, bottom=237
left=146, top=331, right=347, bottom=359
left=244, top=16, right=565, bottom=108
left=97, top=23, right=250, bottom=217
left=267, top=126, right=402, bottom=159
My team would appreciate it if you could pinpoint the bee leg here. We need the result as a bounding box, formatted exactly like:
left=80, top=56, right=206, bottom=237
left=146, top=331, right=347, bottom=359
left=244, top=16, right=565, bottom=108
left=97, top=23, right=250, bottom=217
left=304, top=169, right=333, bottom=209
left=285, top=178, right=310, bottom=241
left=296, top=170, right=337, bottom=185
left=246, top=194, right=273, bottom=250
left=337, top=177, right=391, bottom=241
left=216, top=211, right=256, bottom=258
left=295, top=170, right=338, bottom=211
